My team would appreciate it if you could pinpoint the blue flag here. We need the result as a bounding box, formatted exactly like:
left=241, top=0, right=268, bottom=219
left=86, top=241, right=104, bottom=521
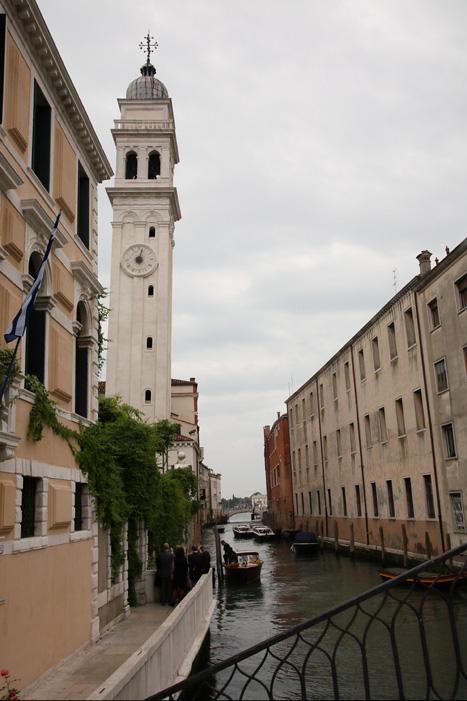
left=4, top=211, right=62, bottom=343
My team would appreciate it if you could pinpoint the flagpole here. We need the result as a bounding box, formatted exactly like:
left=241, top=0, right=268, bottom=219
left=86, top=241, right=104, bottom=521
left=0, top=336, right=21, bottom=405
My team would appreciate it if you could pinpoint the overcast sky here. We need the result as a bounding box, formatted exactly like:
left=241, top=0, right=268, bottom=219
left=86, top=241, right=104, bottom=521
left=38, top=0, right=467, bottom=498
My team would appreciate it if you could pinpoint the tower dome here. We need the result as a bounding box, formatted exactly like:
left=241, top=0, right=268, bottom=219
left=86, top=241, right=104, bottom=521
left=126, top=62, right=169, bottom=100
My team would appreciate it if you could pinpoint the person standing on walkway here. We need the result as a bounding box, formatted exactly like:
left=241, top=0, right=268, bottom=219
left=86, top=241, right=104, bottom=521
left=172, top=546, right=189, bottom=605
left=156, top=543, right=174, bottom=606
left=188, top=545, right=202, bottom=588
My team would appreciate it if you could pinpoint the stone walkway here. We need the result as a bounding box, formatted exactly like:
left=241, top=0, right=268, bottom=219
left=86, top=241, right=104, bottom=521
left=24, top=604, right=173, bottom=700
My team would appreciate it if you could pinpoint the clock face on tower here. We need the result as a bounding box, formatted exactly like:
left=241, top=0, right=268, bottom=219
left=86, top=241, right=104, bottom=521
left=121, top=244, right=158, bottom=277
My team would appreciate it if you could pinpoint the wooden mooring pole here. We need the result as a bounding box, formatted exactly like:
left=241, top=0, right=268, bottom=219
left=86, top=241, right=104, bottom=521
left=214, top=526, right=224, bottom=586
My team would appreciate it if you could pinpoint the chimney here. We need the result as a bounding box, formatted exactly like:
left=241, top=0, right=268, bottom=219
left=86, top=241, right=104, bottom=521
left=277, top=412, right=281, bottom=419
left=416, top=250, right=432, bottom=276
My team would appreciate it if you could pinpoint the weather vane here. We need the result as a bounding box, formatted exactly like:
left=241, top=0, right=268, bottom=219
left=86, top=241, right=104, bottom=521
left=139, top=32, right=158, bottom=64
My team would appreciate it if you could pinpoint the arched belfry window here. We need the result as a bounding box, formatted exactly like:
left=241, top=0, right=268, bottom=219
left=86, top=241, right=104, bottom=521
left=148, top=285, right=154, bottom=297
left=145, top=389, right=152, bottom=403
left=148, top=151, right=160, bottom=179
left=146, top=337, right=153, bottom=349
left=75, top=301, right=89, bottom=418
left=25, top=252, right=46, bottom=383
left=149, top=226, right=156, bottom=238
left=125, top=151, right=137, bottom=179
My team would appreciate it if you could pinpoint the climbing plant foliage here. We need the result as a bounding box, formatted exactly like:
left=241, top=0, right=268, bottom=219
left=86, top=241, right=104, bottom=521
left=25, top=384, right=200, bottom=602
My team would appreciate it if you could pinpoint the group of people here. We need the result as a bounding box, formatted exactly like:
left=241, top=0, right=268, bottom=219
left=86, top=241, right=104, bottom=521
left=155, top=543, right=211, bottom=607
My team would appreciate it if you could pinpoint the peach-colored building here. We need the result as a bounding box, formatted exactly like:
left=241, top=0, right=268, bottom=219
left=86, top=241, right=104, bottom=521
left=0, top=0, right=112, bottom=691
left=263, top=412, right=294, bottom=532
left=287, top=241, right=467, bottom=560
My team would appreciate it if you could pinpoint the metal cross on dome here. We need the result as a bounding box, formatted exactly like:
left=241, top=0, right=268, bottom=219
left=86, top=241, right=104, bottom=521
left=139, top=32, right=158, bottom=63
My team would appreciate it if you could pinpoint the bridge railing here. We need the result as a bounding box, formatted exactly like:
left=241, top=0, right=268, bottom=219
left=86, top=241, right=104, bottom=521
left=147, top=542, right=467, bottom=700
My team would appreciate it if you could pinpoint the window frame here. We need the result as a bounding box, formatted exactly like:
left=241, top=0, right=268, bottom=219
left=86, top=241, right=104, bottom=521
left=427, top=297, right=441, bottom=331
left=454, top=272, right=467, bottom=313
left=441, top=422, right=457, bottom=459
left=434, top=357, right=449, bottom=394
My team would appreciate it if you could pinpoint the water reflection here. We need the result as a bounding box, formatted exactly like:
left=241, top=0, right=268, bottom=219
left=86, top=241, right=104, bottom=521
left=201, top=519, right=467, bottom=699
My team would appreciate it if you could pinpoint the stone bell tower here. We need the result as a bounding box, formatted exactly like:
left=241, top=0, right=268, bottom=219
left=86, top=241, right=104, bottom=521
left=106, top=36, right=181, bottom=421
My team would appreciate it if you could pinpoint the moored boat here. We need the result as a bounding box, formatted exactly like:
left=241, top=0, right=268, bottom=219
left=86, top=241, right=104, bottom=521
left=291, top=531, right=319, bottom=555
left=233, top=524, right=254, bottom=539
left=252, top=525, right=275, bottom=542
left=379, top=567, right=462, bottom=587
left=225, top=551, right=263, bottom=583
left=216, top=524, right=225, bottom=533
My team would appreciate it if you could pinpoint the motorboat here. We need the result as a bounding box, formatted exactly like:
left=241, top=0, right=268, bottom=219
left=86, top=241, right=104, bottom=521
left=225, top=551, right=263, bottom=583
left=251, top=525, right=275, bottom=542
left=291, top=531, right=319, bottom=555
left=216, top=524, right=225, bottom=534
left=233, top=524, right=254, bottom=539
left=379, top=567, right=463, bottom=587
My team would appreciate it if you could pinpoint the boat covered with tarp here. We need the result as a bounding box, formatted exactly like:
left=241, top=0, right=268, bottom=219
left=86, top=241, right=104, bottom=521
left=291, top=531, right=319, bottom=554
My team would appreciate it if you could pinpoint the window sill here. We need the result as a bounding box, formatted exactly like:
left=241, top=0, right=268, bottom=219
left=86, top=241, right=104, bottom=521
left=416, top=428, right=427, bottom=434
left=408, top=343, right=417, bottom=351
left=398, top=434, right=407, bottom=440
left=430, top=324, right=441, bottom=332
left=436, top=388, right=449, bottom=395
left=390, top=355, right=399, bottom=363
left=380, top=440, right=389, bottom=446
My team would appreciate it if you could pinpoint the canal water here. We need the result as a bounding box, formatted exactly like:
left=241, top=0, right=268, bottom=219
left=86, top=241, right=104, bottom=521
left=200, top=515, right=467, bottom=700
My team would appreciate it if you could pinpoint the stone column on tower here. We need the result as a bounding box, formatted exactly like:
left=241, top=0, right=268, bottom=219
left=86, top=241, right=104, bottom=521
left=106, top=46, right=181, bottom=422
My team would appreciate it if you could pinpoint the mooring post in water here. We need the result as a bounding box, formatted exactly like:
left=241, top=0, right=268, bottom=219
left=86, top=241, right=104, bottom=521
left=350, top=523, right=355, bottom=558
left=425, top=531, right=432, bottom=560
left=379, top=526, right=385, bottom=567
left=214, top=526, right=224, bottom=585
left=320, top=520, right=324, bottom=550
left=402, top=524, right=408, bottom=568
left=334, top=522, right=339, bottom=553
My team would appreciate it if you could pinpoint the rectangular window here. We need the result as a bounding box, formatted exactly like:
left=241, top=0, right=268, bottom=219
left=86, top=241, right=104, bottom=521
left=344, top=361, right=351, bottom=391
left=413, top=389, right=426, bottom=431
left=358, top=348, right=366, bottom=381
left=308, top=491, right=312, bottom=515
left=404, top=477, right=415, bottom=519
left=301, top=492, right=305, bottom=515
left=455, top=273, right=467, bottom=312
left=313, top=441, right=318, bottom=467
left=74, top=482, right=84, bottom=531
left=442, top=423, right=457, bottom=459
left=32, top=80, right=51, bottom=190
left=332, top=372, right=338, bottom=400
left=323, top=435, right=328, bottom=463
left=77, top=161, right=90, bottom=248
left=355, top=485, right=362, bottom=517
left=289, top=407, right=293, bottom=426
left=404, top=307, right=416, bottom=348
left=449, top=492, right=466, bottom=532
left=292, top=451, right=296, bottom=470
left=305, top=444, right=309, bottom=467
left=0, top=14, right=5, bottom=124
left=309, top=391, right=314, bottom=416
left=387, top=321, right=398, bottom=360
left=387, top=480, right=395, bottom=518
left=434, top=358, right=448, bottom=393
left=342, top=486, right=347, bottom=517
left=336, top=429, right=342, bottom=458
left=349, top=422, right=356, bottom=454
left=423, top=475, right=436, bottom=519
left=319, top=383, right=324, bottom=409
left=298, top=448, right=302, bottom=469
left=302, top=397, right=306, bottom=421
left=378, top=407, right=388, bottom=443
left=372, top=336, right=381, bottom=371
left=371, top=482, right=378, bottom=517
left=327, top=489, right=332, bottom=516
left=295, top=492, right=299, bottom=514
left=317, top=490, right=321, bottom=516
left=428, top=298, right=440, bottom=330
left=364, top=414, right=372, bottom=448
left=395, top=398, right=406, bottom=437
left=21, top=476, right=38, bottom=538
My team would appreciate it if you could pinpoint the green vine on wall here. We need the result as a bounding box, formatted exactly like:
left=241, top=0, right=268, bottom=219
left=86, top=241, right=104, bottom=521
left=96, top=290, right=110, bottom=376
left=25, top=375, right=78, bottom=455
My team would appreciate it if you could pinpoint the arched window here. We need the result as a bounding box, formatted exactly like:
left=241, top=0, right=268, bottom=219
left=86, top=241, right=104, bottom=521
left=148, top=285, right=154, bottom=297
left=149, top=226, right=156, bottom=238
left=75, top=302, right=89, bottom=418
left=148, top=151, right=160, bottom=179
left=145, top=389, right=152, bottom=403
left=146, top=337, right=153, bottom=349
left=125, top=151, right=137, bottom=179
left=25, top=252, right=46, bottom=383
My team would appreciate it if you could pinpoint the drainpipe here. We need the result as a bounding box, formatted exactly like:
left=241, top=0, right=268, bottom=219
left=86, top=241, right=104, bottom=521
left=316, top=377, right=328, bottom=537
left=413, top=290, right=446, bottom=553
left=350, top=343, right=370, bottom=545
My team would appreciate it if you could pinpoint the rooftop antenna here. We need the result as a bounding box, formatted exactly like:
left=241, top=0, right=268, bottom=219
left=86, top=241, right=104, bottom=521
left=392, top=268, right=398, bottom=294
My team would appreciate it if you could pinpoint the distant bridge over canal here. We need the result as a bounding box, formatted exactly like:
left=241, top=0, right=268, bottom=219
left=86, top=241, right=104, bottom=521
left=220, top=509, right=262, bottom=521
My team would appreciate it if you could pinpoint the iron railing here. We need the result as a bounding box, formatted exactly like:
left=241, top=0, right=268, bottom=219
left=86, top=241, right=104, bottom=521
left=148, top=542, right=467, bottom=700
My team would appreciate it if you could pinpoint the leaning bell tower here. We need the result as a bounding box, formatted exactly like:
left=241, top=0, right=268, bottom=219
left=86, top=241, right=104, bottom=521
left=105, top=35, right=181, bottom=421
